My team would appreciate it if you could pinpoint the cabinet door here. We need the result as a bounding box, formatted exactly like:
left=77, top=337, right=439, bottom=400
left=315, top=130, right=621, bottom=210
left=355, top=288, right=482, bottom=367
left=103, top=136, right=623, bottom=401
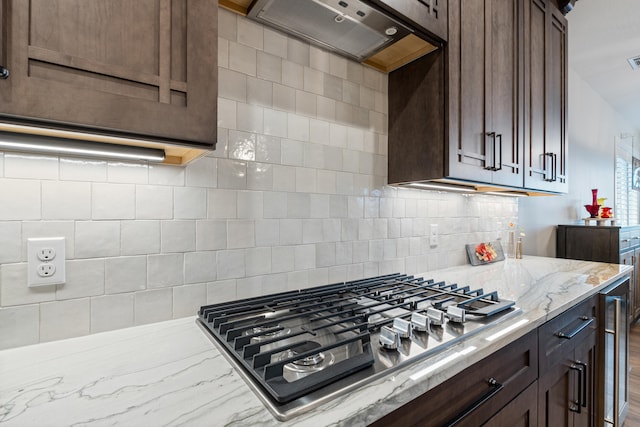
left=448, top=0, right=521, bottom=186
left=523, top=0, right=568, bottom=192
left=484, top=380, right=538, bottom=427
left=0, top=0, right=217, bottom=146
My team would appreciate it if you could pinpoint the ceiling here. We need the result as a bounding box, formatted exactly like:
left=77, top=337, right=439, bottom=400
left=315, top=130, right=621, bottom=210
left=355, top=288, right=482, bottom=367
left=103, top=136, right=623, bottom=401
left=567, top=0, right=640, bottom=132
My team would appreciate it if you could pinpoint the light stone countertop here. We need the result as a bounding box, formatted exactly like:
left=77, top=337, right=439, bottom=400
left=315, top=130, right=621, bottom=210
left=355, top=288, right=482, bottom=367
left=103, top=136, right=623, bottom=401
left=0, top=257, right=632, bottom=426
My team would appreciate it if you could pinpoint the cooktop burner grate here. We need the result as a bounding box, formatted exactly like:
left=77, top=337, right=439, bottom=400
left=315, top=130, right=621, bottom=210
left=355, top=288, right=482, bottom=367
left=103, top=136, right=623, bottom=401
left=198, top=273, right=517, bottom=405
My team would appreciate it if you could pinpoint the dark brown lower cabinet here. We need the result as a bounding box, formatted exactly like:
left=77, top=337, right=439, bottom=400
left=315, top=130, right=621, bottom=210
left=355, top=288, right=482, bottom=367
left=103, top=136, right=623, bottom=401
left=484, top=380, right=538, bottom=426
left=538, top=295, right=598, bottom=427
left=369, top=330, right=538, bottom=427
left=369, top=294, right=601, bottom=427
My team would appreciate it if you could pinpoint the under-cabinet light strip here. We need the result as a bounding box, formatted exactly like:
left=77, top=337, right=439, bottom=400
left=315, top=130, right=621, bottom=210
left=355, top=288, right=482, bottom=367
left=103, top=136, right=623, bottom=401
left=409, top=346, right=476, bottom=381
left=0, top=130, right=166, bottom=162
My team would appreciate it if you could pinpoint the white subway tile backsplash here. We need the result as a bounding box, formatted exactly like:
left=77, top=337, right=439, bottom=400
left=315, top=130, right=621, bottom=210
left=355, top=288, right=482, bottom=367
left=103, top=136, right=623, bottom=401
left=294, top=244, right=316, bottom=270
left=247, top=76, right=273, bottom=108
left=185, top=157, right=217, bottom=188
left=56, top=259, right=105, bottom=300
left=148, top=164, right=185, bottom=186
left=135, top=185, right=173, bottom=220
left=91, top=293, right=134, bottom=333
left=218, top=68, right=247, bottom=102
left=217, top=159, right=247, bottom=190
left=260, top=194, right=286, bottom=223
left=272, top=246, right=294, bottom=273
left=107, top=162, right=148, bottom=184
left=273, top=83, right=296, bottom=112
left=272, top=165, right=296, bottom=192
left=282, top=61, right=304, bottom=90
left=315, top=242, right=336, bottom=267
left=263, top=109, right=288, bottom=138
left=184, top=251, right=217, bottom=284
left=161, top=220, right=196, bottom=253
left=173, top=283, right=207, bottom=318
left=279, top=219, right=303, bottom=245
left=343, top=80, right=360, bottom=106
left=0, top=264, right=54, bottom=306
left=42, top=181, right=91, bottom=220
left=219, top=37, right=229, bottom=69
left=75, top=221, right=120, bottom=258
left=302, top=219, right=323, bottom=244
left=255, top=219, right=280, bottom=247
left=295, top=167, right=317, bottom=193
left=59, top=157, right=107, bottom=182
left=217, top=249, right=246, bottom=280
left=281, top=139, right=304, bottom=167
left=91, top=183, right=135, bottom=219
left=329, top=54, right=348, bottom=79
left=237, top=17, right=263, bottom=50
left=217, top=97, right=237, bottom=129
left=218, top=7, right=237, bottom=41
left=287, top=114, right=310, bottom=142
left=247, top=162, right=274, bottom=191
left=263, top=27, right=287, bottom=58
left=207, top=188, right=237, bottom=219
left=148, top=253, right=184, bottom=288
left=316, top=170, right=337, bottom=195
left=236, top=103, right=264, bottom=135
left=246, top=247, right=271, bottom=276
left=40, top=299, right=90, bottom=342
left=287, top=193, right=311, bottom=218
left=296, top=90, right=317, bottom=117
left=105, top=256, right=146, bottom=294
left=196, top=220, right=227, bottom=251
left=237, top=191, right=264, bottom=219
left=121, top=220, right=160, bottom=256
left=229, top=41, right=257, bottom=77
left=135, top=289, right=173, bottom=325
left=0, top=305, right=39, bottom=350
left=227, top=220, right=255, bottom=248
left=257, top=51, right=282, bottom=83
left=206, top=279, right=238, bottom=304
left=174, top=187, right=207, bottom=219
left=0, top=222, right=21, bottom=263
left=335, top=241, right=353, bottom=265
left=310, top=194, right=330, bottom=219
left=287, top=38, right=310, bottom=66
left=4, top=153, right=58, bottom=180
left=256, top=135, right=281, bottom=163
left=0, top=179, right=40, bottom=220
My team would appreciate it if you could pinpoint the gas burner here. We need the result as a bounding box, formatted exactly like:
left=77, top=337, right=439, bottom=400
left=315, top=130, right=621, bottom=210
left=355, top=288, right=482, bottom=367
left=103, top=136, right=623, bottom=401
left=281, top=341, right=336, bottom=380
left=245, top=324, right=291, bottom=341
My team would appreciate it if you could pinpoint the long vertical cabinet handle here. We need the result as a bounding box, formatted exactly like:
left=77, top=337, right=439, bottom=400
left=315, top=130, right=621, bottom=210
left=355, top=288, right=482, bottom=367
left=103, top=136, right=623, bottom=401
left=569, top=363, right=584, bottom=413
left=544, top=153, right=554, bottom=181
left=0, top=0, right=8, bottom=80
left=575, top=360, right=587, bottom=408
left=485, top=132, right=496, bottom=170
left=553, top=153, right=558, bottom=182
left=613, top=297, right=621, bottom=427
left=494, top=134, right=503, bottom=171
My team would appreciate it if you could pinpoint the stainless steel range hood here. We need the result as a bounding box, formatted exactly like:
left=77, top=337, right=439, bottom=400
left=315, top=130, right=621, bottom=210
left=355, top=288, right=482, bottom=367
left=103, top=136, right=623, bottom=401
left=247, top=0, right=413, bottom=62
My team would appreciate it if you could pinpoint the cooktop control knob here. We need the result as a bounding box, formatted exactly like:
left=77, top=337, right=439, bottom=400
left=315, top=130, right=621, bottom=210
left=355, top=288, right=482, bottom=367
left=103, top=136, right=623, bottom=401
left=379, top=325, right=399, bottom=350
left=392, top=318, right=412, bottom=339
left=410, top=312, right=429, bottom=332
left=426, top=307, right=445, bottom=326
left=446, top=305, right=466, bottom=323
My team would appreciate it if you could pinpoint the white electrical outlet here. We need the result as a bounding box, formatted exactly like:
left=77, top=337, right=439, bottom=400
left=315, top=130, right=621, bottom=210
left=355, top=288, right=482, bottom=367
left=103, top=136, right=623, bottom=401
left=28, top=237, right=66, bottom=287
left=430, top=224, right=439, bottom=247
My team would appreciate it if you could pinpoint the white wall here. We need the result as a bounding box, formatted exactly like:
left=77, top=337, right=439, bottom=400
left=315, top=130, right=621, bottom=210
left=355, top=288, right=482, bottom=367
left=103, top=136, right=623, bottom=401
left=519, top=68, right=638, bottom=256
left=0, top=9, right=518, bottom=350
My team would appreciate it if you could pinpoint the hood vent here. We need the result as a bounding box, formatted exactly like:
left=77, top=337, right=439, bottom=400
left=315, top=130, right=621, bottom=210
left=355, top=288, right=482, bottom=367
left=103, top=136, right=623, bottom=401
left=628, top=55, right=640, bottom=70
left=247, top=0, right=412, bottom=62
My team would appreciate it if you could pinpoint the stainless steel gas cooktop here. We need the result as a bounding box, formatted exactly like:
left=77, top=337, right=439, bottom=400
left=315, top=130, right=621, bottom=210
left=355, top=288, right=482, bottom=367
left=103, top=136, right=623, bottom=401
left=197, top=273, right=521, bottom=420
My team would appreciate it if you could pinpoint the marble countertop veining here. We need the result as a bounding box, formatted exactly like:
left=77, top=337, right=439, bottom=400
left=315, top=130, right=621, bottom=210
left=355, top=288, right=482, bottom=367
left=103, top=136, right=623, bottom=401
left=0, top=257, right=632, bottom=427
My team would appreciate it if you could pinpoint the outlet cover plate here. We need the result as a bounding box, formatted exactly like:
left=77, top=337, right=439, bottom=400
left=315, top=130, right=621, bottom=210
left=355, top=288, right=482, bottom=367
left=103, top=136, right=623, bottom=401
left=28, top=237, right=66, bottom=287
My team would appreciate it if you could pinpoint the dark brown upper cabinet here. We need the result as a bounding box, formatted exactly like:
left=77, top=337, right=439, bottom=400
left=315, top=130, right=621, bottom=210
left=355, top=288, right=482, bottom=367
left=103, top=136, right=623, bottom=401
left=0, top=0, right=218, bottom=165
left=523, top=0, right=568, bottom=192
left=388, top=0, right=568, bottom=194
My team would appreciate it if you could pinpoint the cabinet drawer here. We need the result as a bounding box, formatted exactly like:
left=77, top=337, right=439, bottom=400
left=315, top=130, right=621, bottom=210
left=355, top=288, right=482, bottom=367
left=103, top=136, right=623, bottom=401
left=538, top=295, right=597, bottom=371
left=620, top=230, right=632, bottom=250
left=370, top=329, right=538, bottom=427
